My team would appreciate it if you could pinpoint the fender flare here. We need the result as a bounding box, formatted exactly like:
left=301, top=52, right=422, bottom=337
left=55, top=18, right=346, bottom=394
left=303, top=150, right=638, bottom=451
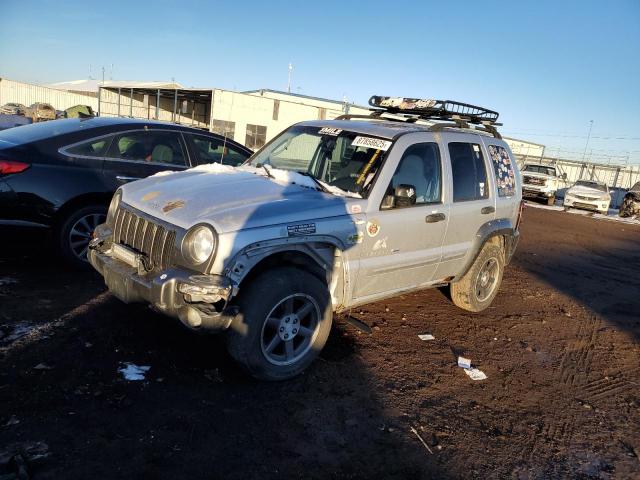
left=456, top=218, right=519, bottom=279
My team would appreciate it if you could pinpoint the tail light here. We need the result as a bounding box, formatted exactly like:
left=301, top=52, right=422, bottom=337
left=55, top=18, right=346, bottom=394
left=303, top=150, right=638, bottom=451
left=0, top=160, right=30, bottom=175
left=515, top=200, right=524, bottom=230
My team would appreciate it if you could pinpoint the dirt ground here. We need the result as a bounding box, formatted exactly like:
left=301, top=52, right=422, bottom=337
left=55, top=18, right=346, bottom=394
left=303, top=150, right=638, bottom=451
left=1, top=205, right=639, bottom=479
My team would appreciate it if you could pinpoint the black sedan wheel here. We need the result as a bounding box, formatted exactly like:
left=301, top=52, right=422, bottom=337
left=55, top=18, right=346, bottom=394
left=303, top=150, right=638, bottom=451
left=57, top=205, right=106, bottom=268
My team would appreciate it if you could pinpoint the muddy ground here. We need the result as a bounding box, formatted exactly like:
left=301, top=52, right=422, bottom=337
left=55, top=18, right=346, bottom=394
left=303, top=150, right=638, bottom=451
left=1, top=205, right=639, bottom=479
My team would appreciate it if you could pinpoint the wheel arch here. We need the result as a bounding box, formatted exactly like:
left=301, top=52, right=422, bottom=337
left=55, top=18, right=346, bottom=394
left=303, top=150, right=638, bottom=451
left=53, top=192, right=112, bottom=229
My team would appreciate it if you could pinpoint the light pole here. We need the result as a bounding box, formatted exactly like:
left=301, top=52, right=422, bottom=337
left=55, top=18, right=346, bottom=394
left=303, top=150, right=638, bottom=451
left=582, top=120, right=594, bottom=161
left=287, top=63, right=293, bottom=93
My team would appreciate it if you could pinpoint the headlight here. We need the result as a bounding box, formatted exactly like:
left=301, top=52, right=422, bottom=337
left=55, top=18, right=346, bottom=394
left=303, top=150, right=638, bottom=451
left=107, top=190, right=121, bottom=225
left=183, top=224, right=216, bottom=265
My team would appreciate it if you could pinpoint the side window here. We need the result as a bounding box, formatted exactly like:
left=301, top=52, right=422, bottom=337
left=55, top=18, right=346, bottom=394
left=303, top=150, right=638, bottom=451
left=488, top=145, right=516, bottom=197
left=245, top=124, right=267, bottom=150
left=65, top=136, right=112, bottom=157
left=106, top=131, right=186, bottom=166
left=448, top=142, right=488, bottom=202
left=382, top=143, right=442, bottom=209
left=189, top=135, right=250, bottom=167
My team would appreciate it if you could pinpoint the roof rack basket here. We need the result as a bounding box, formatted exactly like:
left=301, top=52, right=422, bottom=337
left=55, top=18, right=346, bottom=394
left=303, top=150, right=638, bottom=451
left=336, top=96, right=502, bottom=138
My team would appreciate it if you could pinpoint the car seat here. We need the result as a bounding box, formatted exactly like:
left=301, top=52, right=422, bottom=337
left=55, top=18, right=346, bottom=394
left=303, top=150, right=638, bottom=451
left=393, top=154, right=429, bottom=203
left=151, top=144, right=174, bottom=163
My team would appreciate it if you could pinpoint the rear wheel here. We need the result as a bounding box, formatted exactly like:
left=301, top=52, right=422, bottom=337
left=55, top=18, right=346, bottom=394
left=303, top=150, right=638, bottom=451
left=57, top=204, right=106, bottom=268
left=226, top=267, right=332, bottom=381
left=450, top=242, right=505, bottom=312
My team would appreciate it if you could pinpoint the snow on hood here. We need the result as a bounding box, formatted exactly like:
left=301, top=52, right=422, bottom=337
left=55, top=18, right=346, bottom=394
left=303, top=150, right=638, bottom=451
left=121, top=164, right=359, bottom=232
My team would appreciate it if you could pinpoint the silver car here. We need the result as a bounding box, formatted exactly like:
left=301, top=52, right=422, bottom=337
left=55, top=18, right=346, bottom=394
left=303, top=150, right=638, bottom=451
left=89, top=96, right=522, bottom=380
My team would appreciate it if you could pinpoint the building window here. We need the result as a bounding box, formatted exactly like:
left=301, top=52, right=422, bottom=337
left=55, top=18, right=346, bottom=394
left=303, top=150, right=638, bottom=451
left=211, top=120, right=235, bottom=140
left=318, top=108, right=326, bottom=120
left=273, top=100, right=280, bottom=121
left=245, top=124, right=267, bottom=150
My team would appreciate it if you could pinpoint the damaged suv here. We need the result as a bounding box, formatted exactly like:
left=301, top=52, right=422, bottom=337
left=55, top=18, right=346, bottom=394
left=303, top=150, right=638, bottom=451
left=89, top=97, right=522, bottom=380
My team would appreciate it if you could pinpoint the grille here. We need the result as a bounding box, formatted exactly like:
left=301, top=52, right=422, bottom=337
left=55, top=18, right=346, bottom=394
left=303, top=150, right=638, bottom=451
left=574, top=194, right=598, bottom=201
left=523, top=175, right=545, bottom=186
left=112, top=207, right=176, bottom=269
left=573, top=202, right=598, bottom=211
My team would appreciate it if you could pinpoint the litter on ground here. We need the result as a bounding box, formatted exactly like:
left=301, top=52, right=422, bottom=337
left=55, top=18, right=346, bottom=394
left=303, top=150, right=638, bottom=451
left=118, top=362, right=150, bottom=381
left=457, top=356, right=471, bottom=369
left=418, top=334, right=435, bottom=341
left=463, top=368, right=488, bottom=381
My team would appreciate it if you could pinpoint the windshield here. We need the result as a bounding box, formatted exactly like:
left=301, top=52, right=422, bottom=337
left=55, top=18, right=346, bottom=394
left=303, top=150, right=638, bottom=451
left=246, top=125, right=391, bottom=197
left=575, top=180, right=607, bottom=192
left=523, top=165, right=556, bottom=176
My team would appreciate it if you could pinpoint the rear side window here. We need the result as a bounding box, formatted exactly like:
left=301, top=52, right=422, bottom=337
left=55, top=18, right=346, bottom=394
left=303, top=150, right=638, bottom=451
left=488, top=145, right=516, bottom=197
left=107, top=131, right=186, bottom=166
left=65, top=136, right=112, bottom=158
left=189, top=135, right=250, bottom=167
left=448, top=142, right=488, bottom=202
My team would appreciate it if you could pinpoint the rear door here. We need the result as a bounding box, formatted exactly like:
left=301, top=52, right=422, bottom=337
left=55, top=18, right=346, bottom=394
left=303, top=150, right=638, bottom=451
left=481, top=139, right=521, bottom=224
left=433, top=133, right=496, bottom=279
left=102, top=129, right=190, bottom=189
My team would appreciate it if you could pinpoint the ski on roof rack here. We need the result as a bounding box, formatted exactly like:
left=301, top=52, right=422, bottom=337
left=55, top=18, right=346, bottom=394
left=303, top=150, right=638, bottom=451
left=368, top=96, right=499, bottom=125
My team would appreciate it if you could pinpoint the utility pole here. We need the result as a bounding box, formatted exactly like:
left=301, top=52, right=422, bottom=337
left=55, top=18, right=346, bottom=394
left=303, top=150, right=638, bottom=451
left=287, top=63, right=293, bottom=93
left=582, top=120, right=594, bottom=161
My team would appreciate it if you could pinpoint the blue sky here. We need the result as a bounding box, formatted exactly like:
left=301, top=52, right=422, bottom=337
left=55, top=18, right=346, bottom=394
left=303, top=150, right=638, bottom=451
left=1, top=0, right=639, bottom=163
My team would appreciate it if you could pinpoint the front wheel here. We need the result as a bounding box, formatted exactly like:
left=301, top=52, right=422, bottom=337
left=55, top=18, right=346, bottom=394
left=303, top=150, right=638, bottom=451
left=226, top=267, right=333, bottom=381
left=450, top=242, right=505, bottom=312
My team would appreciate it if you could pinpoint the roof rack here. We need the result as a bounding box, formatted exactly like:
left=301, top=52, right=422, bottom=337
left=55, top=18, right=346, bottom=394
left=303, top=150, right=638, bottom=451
left=335, top=96, right=503, bottom=138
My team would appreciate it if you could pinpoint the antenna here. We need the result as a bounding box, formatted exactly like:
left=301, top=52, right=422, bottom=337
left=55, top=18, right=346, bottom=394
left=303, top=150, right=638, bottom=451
left=287, top=63, right=293, bottom=93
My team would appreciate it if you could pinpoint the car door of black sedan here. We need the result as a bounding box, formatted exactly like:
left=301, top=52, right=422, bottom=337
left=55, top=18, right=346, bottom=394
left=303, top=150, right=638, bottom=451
left=102, top=129, right=191, bottom=190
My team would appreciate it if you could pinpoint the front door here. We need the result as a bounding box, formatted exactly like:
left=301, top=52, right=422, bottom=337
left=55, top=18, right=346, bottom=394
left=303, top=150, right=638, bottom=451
left=353, top=139, right=448, bottom=302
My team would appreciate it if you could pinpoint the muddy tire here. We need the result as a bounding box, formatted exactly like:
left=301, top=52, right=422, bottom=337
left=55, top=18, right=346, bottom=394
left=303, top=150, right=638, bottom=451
left=226, top=267, right=332, bottom=381
left=450, top=242, right=504, bottom=312
left=57, top=204, right=107, bottom=269
left=547, top=195, right=556, bottom=206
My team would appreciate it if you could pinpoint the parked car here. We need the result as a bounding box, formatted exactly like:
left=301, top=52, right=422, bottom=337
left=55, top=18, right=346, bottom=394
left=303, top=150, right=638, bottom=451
left=521, top=163, right=565, bottom=205
left=88, top=96, right=523, bottom=380
left=619, top=181, right=640, bottom=218
left=0, top=103, right=26, bottom=115
left=25, top=103, right=56, bottom=122
left=563, top=180, right=611, bottom=214
left=0, top=117, right=253, bottom=266
left=64, top=105, right=95, bottom=119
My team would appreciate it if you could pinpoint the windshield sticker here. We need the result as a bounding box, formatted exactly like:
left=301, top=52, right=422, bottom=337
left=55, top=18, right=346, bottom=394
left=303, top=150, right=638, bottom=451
left=318, top=127, right=342, bottom=136
left=287, top=223, right=316, bottom=236
left=351, top=136, right=392, bottom=151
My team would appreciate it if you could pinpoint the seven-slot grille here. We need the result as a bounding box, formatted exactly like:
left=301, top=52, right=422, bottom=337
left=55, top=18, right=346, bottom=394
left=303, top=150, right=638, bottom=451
left=112, top=207, right=176, bottom=269
left=523, top=175, right=545, bottom=186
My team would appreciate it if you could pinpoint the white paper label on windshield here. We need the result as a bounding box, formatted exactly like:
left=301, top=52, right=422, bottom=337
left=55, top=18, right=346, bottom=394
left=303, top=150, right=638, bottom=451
left=351, top=136, right=392, bottom=151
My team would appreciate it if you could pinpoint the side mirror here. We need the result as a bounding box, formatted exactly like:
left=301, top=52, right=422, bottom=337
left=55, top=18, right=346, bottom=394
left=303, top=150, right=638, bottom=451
left=394, top=184, right=417, bottom=208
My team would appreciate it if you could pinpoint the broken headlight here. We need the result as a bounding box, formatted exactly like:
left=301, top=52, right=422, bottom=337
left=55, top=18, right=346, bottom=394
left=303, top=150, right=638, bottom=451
left=182, top=224, right=216, bottom=265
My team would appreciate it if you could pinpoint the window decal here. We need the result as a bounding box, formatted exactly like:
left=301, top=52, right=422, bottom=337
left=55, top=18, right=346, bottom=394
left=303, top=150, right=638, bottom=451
left=488, top=145, right=516, bottom=197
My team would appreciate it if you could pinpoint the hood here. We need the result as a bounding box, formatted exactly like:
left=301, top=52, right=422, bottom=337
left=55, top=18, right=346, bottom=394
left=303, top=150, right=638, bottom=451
left=567, top=185, right=609, bottom=197
left=120, top=165, right=354, bottom=233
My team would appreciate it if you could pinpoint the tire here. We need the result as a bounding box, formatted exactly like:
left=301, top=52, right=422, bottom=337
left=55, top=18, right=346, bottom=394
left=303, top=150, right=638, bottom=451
left=56, top=204, right=107, bottom=268
left=450, top=242, right=505, bottom=312
left=226, top=267, right=333, bottom=381
left=547, top=195, right=556, bottom=206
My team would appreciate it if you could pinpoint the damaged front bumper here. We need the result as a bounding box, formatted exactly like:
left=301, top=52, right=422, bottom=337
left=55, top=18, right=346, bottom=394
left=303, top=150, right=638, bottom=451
left=88, top=234, right=238, bottom=332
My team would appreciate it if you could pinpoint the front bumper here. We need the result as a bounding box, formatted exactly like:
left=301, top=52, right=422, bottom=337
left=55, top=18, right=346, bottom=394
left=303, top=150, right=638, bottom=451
left=88, top=245, right=237, bottom=331
left=563, top=197, right=609, bottom=213
left=522, top=185, right=554, bottom=199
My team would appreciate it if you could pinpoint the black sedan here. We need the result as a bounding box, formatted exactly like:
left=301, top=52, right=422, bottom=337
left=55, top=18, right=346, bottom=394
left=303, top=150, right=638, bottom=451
left=0, top=117, right=252, bottom=266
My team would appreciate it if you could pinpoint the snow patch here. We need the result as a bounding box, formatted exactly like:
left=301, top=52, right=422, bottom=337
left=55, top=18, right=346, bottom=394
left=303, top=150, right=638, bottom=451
left=525, top=201, right=640, bottom=225
left=190, top=163, right=237, bottom=174
left=118, top=362, right=151, bottom=381
left=151, top=170, right=176, bottom=178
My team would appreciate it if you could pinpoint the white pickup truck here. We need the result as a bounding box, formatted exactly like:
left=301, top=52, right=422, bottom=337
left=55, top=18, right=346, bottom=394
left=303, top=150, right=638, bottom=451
left=521, top=164, right=565, bottom=205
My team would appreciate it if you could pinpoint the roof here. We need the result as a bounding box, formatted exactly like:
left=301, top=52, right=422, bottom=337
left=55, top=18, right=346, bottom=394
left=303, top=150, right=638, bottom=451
left=244, top=89, right=370, bottom=109
left=48, top=79, right=184, bottom=93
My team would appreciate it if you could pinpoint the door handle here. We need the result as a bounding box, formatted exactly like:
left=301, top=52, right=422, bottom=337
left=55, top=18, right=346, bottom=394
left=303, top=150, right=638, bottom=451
left=481, top=206, right=495, bottom=214
left=425, top=213, right=446, bottom=223
left=116, top=175, right=141, bottom=183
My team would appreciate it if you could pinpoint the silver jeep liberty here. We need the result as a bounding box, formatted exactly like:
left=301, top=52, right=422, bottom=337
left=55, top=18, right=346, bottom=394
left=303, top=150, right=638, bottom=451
left=89, top=96, right=522, bottom=380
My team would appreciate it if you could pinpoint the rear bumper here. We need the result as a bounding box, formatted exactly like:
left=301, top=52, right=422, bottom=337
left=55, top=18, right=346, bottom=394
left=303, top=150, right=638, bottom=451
left=88, top=244, right=237, bottom=331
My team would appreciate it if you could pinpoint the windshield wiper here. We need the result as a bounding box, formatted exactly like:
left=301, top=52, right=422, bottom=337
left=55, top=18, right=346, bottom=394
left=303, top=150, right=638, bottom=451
left=255, top=163, right=274, bottom=179
left=297, top=171, right=330, bottom=193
